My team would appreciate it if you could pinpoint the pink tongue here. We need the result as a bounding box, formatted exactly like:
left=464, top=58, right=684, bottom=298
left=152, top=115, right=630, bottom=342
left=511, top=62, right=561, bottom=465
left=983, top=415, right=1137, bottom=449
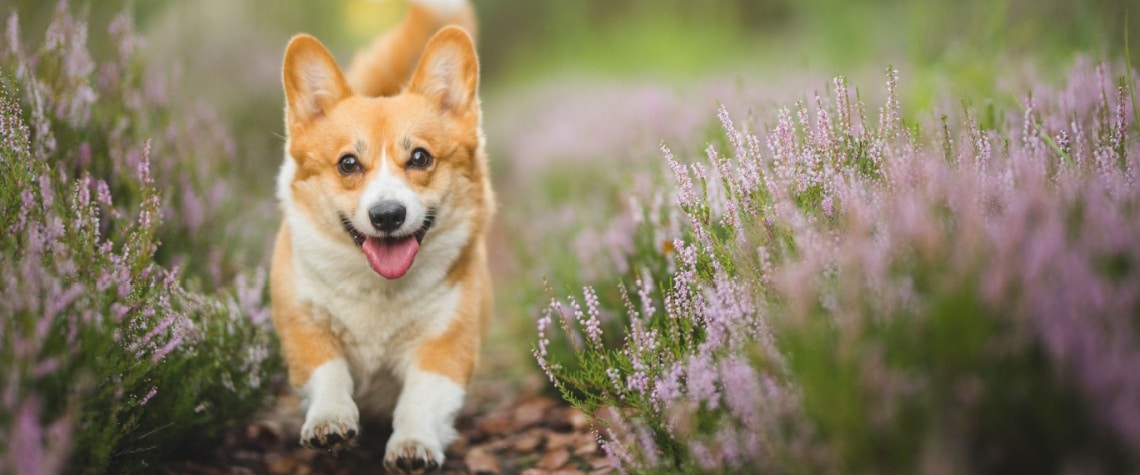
left=361, top=236, right=420, bottom=279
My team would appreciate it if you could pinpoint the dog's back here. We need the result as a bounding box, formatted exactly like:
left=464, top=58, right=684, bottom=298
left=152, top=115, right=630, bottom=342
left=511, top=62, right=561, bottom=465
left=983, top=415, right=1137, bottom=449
left=347, top=0, right=477, bottom=97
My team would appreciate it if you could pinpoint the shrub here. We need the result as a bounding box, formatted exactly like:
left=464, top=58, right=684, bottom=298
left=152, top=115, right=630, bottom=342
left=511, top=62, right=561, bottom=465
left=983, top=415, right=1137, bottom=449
left=0, top=4, right=278, bottom=474
left=535, top=62, right=1140, bottom=473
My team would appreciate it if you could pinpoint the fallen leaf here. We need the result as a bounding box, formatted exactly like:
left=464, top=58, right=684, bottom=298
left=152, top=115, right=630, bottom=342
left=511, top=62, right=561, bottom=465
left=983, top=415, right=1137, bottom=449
left=566, top=409, right=591, bottom=430
left=545, top=432, right=578, bottom=450
left=483, top=437, right=515, bottom=452
left=464, top=447, right=501, bottom=475
left=512, top=429, right=545, bottom=453
left=264, top=454, right=296, bottom=474
left=514, top=398, right=557, bottom=430
left=537, top=447, right=570, bottom=470
left=475, top=411, right=514, bottom=437
left=573, top=440, right=598, bottom=457
left=589, top=457, right=613, bottom=470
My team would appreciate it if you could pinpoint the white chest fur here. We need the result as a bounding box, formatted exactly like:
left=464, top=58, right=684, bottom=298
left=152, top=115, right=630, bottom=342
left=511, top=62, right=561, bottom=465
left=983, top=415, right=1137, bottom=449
left=278, top=155, right=468, bottom=413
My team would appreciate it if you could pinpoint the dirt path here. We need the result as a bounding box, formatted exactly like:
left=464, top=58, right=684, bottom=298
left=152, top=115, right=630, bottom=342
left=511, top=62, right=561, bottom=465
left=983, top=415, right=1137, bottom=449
left=168, top=370, right=611, bottom=475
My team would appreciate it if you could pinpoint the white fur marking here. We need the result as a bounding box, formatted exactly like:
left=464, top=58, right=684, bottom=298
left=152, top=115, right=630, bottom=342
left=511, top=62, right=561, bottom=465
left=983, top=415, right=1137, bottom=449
left=300, top=359, right=359, bottom=445
left=411, top=0, right=466, bottom=14
left=378, top=144, right=389, bottom=175
left=385, top=368, right=465, bottom=466
left=276, top=152, right=297, bottom=204
left=356, top=148, right=427, bottom=236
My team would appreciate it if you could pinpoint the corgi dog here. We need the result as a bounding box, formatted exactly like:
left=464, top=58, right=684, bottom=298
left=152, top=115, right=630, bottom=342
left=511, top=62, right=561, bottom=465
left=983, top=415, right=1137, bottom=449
left=270, top=0, right=492, bottom=471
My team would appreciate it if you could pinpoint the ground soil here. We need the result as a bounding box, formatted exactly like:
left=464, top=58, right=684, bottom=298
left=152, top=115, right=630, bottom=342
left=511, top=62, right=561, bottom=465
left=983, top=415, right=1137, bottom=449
left=167, top=372, right=613, bottom=475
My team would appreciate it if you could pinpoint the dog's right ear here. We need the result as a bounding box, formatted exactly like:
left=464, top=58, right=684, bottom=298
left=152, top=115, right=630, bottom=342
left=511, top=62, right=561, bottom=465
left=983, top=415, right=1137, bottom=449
left=407, top=26, right=479, bottom=118
left=283, top=35, right=351, bottom=132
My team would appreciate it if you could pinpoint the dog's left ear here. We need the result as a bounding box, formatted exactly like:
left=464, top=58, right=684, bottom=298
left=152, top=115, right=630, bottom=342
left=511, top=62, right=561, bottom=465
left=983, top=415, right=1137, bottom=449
left=408, top=26, right=479, bottom=116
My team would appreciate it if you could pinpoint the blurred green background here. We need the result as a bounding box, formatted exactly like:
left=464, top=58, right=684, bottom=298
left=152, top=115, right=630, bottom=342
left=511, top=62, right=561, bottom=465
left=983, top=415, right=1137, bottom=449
left=10, top=0, right=1134, bottom=190
left=12, top=0, right=1137, bottom=116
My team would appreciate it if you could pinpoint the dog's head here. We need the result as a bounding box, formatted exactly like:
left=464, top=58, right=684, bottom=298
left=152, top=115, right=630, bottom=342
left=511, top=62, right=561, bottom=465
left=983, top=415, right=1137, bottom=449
left=280, top=27, right=489, bottom=280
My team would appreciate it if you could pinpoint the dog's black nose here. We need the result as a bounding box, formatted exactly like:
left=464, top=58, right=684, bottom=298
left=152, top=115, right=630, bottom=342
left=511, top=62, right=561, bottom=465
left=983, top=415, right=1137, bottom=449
left=369, top=201, right=406, bottom=233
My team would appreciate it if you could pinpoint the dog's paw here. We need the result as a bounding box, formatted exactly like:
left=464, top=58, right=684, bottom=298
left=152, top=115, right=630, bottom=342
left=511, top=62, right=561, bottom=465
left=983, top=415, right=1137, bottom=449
left=300, top=397, right=359, bottom=450
left=383, top=436, right=444, bottom=474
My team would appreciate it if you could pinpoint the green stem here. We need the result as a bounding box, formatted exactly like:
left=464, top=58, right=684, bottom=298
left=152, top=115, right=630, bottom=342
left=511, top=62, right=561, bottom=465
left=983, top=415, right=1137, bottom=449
left=1014, top=93, right=1071, bottom=164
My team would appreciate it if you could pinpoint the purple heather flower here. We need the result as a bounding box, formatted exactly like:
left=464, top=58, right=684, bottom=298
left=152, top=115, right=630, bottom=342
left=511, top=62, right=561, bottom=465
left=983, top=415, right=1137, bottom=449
left=878, top=66, right=901, bottom=141
left=581, top=286, right=603, bottom=347
left=536, top=303, right=552, bottom=358
left=635, top=424, right=660, bottom=467
left=151, top=330, right=184, bottom=363
left=606, top=367, right=625, bottom=397
left=626, top=359, right=650, bottom=396
left=139, top=386, right=158, bottom=406
left=180, top=182, right=205, bottom=235
left=690, top=441, right=719, bottom=472
left=665, top=143, right=697, bottom=211
left=833, top=76, right=853, bottom=138
left=635, top=272, right=656, bottom=320
left=686, top=353, right=720, bottom=410
left=719, top=357, right=763, bottom=430
left=599, top=433, right=631, bottom=475
left=235, top=270, right=270, bottom=327
left=5, top=13, right=18, bottom=56
left=652, top=362, right=684, bottom=412
left=12, top=397, right=44, bottom=475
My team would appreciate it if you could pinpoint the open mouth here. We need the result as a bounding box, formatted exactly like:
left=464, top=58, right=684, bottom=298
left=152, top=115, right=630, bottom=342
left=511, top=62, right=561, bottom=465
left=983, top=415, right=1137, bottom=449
left=340, top=211, right=436, bottom=280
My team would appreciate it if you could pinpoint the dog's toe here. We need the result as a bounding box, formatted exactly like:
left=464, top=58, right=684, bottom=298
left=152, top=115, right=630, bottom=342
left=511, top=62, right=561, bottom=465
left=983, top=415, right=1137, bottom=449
left=300, top=404, right=359, bottom=451
left=384, top=438, right=443, bottom=474
left=301, top=424, right=358, bottom=450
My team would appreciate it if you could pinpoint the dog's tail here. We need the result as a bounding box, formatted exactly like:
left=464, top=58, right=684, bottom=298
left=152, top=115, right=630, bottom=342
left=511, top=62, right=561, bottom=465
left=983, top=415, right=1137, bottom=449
left=345, top=0, right=476, bottom=98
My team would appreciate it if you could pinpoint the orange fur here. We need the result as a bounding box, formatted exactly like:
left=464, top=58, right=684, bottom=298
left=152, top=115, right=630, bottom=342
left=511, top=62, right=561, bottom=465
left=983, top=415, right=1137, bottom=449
left=416, top=238, right=492, bottom=385
left=270, top=226, right=344, bottom=388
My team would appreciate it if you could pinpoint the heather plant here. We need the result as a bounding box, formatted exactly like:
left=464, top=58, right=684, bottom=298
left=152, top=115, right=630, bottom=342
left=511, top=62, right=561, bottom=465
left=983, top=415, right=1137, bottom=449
left=0, top=4, right=278, bottom=474
left=4, top=2, right=257, bottom=286
left=535, top=61, right=1140, bottom=473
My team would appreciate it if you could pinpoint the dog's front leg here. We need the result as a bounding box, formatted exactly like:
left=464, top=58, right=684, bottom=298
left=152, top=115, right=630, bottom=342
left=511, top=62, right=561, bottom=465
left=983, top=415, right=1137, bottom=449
left=278, top=314, right=358, bottom=449
left=384, top=313, right=479, bottom=473
left=271, top=229, right=360, bottom=449
left=384, top=366, right=465, bottom=473
left=299, top=357, right=359, bottom=449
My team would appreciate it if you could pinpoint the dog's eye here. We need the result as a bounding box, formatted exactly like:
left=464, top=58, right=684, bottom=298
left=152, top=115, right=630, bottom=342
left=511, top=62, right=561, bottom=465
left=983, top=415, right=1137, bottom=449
left=337, top=154, right=362, bottom=175
left=408, top=148, right=433, bottom=169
